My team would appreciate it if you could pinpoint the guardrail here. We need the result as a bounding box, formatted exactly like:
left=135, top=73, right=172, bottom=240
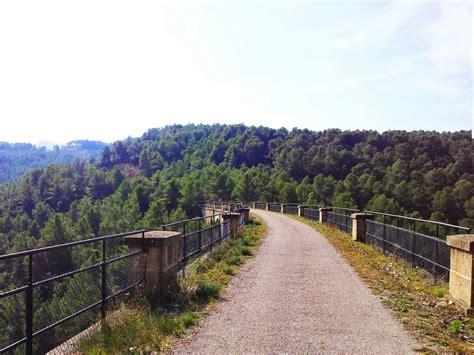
left=326, top=207, right=360, bottom=234
left=0, top=230, right=146, bottom=354
left=364, top=211, right=470, bottom=278
left=248, top=201, right=470, bottom=279
left=162, top=215, right=231, bottom=266
left=1, top=206, right=250, bottom=354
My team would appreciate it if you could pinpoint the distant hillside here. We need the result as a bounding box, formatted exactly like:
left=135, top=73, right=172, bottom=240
left=0, top=140, right=106, bottom=183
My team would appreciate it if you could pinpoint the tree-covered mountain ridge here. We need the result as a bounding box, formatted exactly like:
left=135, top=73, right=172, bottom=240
left=0, top=124, right=472, bottom=257
left=0, top=139, right=106, bottom=183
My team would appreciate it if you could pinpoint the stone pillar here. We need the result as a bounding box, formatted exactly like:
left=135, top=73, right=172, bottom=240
left=125, top=231, right=182, bottom=297
left=281, top=204, right=287, bottom=214
left=252, top=202, right=256, bottom=209
left=266, top=203, right=270, bottom=211
left=446, top=235, right=474, bottom=314
left=239, top=208, right=250, bottom=224
left=223, top=212, right=242, bottom=237
left=298, top=205, right=305, bottom=217
left=351, top=213, right=374, bottom=242
left=319, top=208, right=331, bottom=224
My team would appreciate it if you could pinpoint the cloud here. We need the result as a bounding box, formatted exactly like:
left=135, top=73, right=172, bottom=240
left=330, top=1, right=422, bottom=51
left=421, top=1, right=472, bottom=76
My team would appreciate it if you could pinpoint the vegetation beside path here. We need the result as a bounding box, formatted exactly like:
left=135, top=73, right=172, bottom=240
left=81, top=217, right=266, bottom=353
left=293, top=216, right=473, bottom=353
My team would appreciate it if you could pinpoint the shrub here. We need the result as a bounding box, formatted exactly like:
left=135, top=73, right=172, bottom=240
left=237, top=245, right=253, bottom=256
left=448, top=320, right=462, bottom=335
left=195, top=260, right=208, bottom=273
left=155, top=317, right=183, bottom=336
left=194, top=281, right=222, bottom=302
left=179, top=311, right=200, bottom=328
left=211, top=247, right=227, bottom=262
left=226, top=255, right=243, bottom=266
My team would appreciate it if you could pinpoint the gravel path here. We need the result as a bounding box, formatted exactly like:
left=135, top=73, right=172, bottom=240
left=174, top=210, right=417, bottom=354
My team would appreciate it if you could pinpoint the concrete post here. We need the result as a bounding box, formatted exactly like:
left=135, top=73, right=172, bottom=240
left=319, top=208, right=331, bottom=224
left=351, top=213, right=374, bottom=242
left=266, top=203, right=270, bottom=211
left=446, top=235, right=474, bottom=314
left=125, top=231, right=182, bottom=297
left=281, top=204, right=286, bottom=214
left=223, top=212, right=242, bottom=237
left=239, top=208, right=250, bottom=224
left=252, top=202, right=256, bottom=209
left=298, top=205, right=305, bottom=217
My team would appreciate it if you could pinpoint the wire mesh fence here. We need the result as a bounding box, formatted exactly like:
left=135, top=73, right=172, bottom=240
left=0, top=230, right=146, bottom=354
left=267, top=203, right=282, bottom=212
left=285, top=205, right=299, bottom=215
left=162, top=215, right=231, bottom=267
left=327, top=210, right=355, bottom=234
left=303, top=208, right=319, bottom=220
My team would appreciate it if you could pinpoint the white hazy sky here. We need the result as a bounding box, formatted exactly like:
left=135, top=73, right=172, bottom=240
left=0, top=0, right=472, bottom=144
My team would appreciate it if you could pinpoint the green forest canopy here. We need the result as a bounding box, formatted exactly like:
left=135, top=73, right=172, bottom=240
left=0, top=140, right=106, bottom=183
left=0, top=124, right=472, bottom=257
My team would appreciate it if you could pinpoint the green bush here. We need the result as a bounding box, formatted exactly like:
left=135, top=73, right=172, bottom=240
left=194, top=281, right=222, bottom=302
left=179, top=311, right=200, bottom=328
left=211, top=247, right=227, bottom=262
left=237, top=245, right=253, bottom=256
left=195, top=260, right=208, bottom=273
left=226, top=255, right=243, bottom=266
left=448, top=320, right=462, bottom=335
left=155, top=317, right=183, bottom=336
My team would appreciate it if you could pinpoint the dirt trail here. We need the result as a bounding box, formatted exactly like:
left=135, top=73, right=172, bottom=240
left=174, top=210, right=417, bottom=353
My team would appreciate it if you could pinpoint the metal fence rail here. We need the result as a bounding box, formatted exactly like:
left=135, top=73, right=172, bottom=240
left=326, top=207, right=359, bottom=234
left=255, top=202, right=266, bottom=209
left=0, top=229, right=146, bottom=354
left=267, top=203, right=282, bottom=212
left=162, top=215, right=231, bottom=266
left=285, top=205, right=299, bottom=215
left=364, top=212, right=470, bottom=278
left=303, top=207, right=319, bottom=220
left=246, top=201, right=470, bottom=279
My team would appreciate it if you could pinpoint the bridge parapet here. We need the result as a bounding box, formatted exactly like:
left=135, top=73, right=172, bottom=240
left=447, top=235, right=474, bottom=314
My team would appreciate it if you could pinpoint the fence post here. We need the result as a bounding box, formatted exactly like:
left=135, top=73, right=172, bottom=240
left=351, top=213, right=374, bottom=242
left=223, top=212, right=241, bottom=237
left=25, top=254, right=33, bottom=355
left=382, top=215, right=386, bottom=254
left=265, top=203, right=270, bottom=211
left=446, top=234, right=474, bottom=314
left=198, top=219, right=202, bottom=252
left=125, top=231, right=182, bottom=297
left=281, top=204, right=286, bottom=214
left=298, top=205, right=305, bottom=217
left=101, top=239, right=107, bottom=321
left=319, top=208, right=331, bottom=224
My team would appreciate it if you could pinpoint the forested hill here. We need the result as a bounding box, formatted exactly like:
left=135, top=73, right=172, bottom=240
left=0, top=124, right=472, bottom=257
left=0, top=140, right=106, bottom=183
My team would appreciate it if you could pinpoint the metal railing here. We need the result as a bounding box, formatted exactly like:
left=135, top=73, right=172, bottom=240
left=246, top=201, right=470, bottom=279
left=255, top=202, right=267, bottom=209
left=267, top=203, right=282, bottom=212
left=326, top=207, right=359, bottom=234
left=0, top=230, right=146, bottom=354
left=202, top=201, right=246, bottom=213
left=284, top=204, right=299, bottom=215
left=162, top=215, right=231, bottom=266
left=365, top=212, right=470, bottom=278
left=302, top=205, right=320, bottom=220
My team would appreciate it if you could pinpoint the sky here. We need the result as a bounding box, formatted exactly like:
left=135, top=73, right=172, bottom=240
left=0, top=0, right=472, bottom=144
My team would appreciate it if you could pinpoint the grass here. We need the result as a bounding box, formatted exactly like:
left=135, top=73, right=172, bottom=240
left=81, top=216, right=267, bottom=353
left=292, top=216, right=474, bottom=353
